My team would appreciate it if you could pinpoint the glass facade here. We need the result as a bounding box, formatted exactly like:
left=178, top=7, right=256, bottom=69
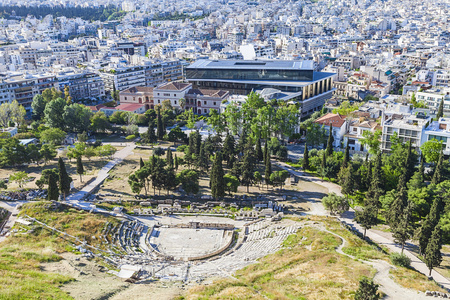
left=186, top=68, right=314, bottom=82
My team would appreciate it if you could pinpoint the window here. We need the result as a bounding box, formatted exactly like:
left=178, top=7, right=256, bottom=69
left=163, top=93, right=170, bottom=96
left=204, top=101, right=207, bottom=105
left=124, top=97, right=127, bottom=100
left=174, top=100, right=177, bottom=105
left=213, top=102, right=216, bottom=106
left=158, top=100, right=160, bottom=104
left=174, top=94, right=176, bottom=97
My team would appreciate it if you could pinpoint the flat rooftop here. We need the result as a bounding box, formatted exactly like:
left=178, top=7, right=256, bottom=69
left=187, top=59, right=315, bottom=70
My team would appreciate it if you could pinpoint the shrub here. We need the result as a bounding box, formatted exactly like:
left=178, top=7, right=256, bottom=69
left=177, top=145, right=187, bottom=152
left=390, top=253, right=411, bottom=268
left=126, top=135, right=136, bottom=140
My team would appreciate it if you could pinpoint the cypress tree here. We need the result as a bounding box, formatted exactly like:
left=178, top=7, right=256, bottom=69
left=139, top=157, right=145, bottom=168
left=340, top=165, right=355, bottom=197
left=47, top=172, right=59, bottom=201
left=342, top=142, right=350, bottom=169
left=241, top=140, right=256, bottom=193
left=320, top=150, right=326, bottom=179
left=437, top=98, right=444, bottom=120
left=166, top=148, right=173, bottom=168
left=419, top=197, right=443, bottom=256
left=223, top=133, right=235, bottom=164
left=355, top=203, right=378, bottom=239
left=265, top=150, right=272, bottom=188
left=197, top=142, right=209, bottom=171
left=366, top=152, right=383, bottom=207
left=156, top=106, right=164, bottom=140
left=302, top=144, right=309, bottom=170
left=404, top=142, right=415, bottom=183
left=256, top=137, right=263, bottom=162
left=425, top=224, right=443, bottom=276
left=431, top=149, right=444, bottom=185
left=419, top=153, right=425, bottom=178
left=387, top=166, right=408, bottom=226
left=326, top=124, right=334, bottom=157
left=76, top=156, right=84, bottom=183
left=263, top=139, right=269, bottom=163
left=195, top=130, right=201, bottom=156
left=210, top=152, right=225, bottom=199
left=392, top=201, right=413, bottom=254
left=58, top=157, right=71, bottom=201
left=146, top=121, right=157, bottom=143
left=174, top=154, right=178, bottom=170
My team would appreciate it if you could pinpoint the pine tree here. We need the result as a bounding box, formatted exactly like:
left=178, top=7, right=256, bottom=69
left=163, top=166, right=177, bottom=195
left=326, top=124, right=334, bottom=157
left=431, top=149, right=444, bottom=185
left=437, top=98, right=444, bottom=120
left=303, top=144, right=309, bottom=170
left=156, top=106, right=164, bottom=140
left=76, top=156, right=84, bottom=183
left=425, top=225, right=443, bottom=276
left=210, top=152, right=225, bottom=199
left=256, top=137, right=263, bottom=162
left=139, top=157, right=145, bottom=168
left=265, top=150, right=272, bottom=189
left=58, top=157, right=71, bottom=201
left=419, top=197, right=443, bottom=256
left=355, top=277, right=380, bottom=300
left=166, top=148, right=173, bottom=168
left=47, top=172, right=59, bottom=201
left=342, top=142, right=350, bottom=169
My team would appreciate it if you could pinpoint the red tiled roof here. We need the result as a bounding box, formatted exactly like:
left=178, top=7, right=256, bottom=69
left=87, top=104, right=106, bottom=111
left=156, top=82, right=191, bottom=91
left=314, top=113, right=347, bottom=128
left=187, top=88, right=229, bottom=98
left=115, top=103, right=146, bottom=112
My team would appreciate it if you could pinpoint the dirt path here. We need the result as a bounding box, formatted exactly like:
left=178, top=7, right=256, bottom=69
left=312, top=224, right=429, bottom=299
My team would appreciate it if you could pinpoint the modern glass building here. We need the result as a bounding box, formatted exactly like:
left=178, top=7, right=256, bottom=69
left=186, top=59, right=335, bottom=116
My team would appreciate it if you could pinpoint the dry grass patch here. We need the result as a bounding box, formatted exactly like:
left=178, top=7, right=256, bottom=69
left=186, top=226, right=374, bottom=300
left=390, top=267, right=447, bottom=293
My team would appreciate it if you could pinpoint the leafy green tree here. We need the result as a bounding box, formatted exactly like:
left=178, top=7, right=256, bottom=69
left=303, top=144, right=310, bottom=170
left=360, top=130, right=382, bottom=155
left=270, top=170, right=290, bottom=191
left=322, top=193, right=349, bottom=215
left=355, top=203, right=378, bottom=239
left=332, top=100, right=361, bottom=115
left=44, top=97, right=66, bottom=129
left=163, top=166, right=177, bottom=194
left=58, top=157, right=72, bottom=200
left=355, top=277, right=380, bottom=300
left=305, top=123, right=327, bottom=147
left=177, top=169, right=199, bottom=195
left=128, top=172, right=145, bottom=195
left=76, top=156, right=84, bottom=182
left=90, top=111, right=111, bottom=133
left=421, top=139, right=443, bottom=165
left=254, top=171, right=263, bottom=189
left=31, top=94, right=46, bottom=120
left=424, top=225, right=443, bottom=276
left=39, top=144, right=57, bottom=165
left=0, top=100, right=26, bottom=128
left=167, top=125, right=186, bottom=143
left=63, top=103, right=92, bottom=132
left=0, top=180, right=7, bottom=190
left=207, top=109, right=226, bottom=135
left=210, top=152, right=225, bottom=199
left=224, top=174, right=239, bottom=195
left=40, top=128, right=66, bottom=145
left=9, top=171, right=30, bottom=189
left=150, top=157, right=166, bottom=195
left=47, top=171, right=60, bottom=201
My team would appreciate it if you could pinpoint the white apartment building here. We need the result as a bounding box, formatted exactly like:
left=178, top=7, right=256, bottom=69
left=416, top=90, right=450, bottom=112
left=153, top=82, right=192, bottom=108
left=100, top=66, right=146, bottom=92
left=423, top=117, right=450, bottom=155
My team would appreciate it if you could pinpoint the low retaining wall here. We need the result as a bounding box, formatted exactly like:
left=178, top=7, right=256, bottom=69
left=188, top=231, right=235, bottom=261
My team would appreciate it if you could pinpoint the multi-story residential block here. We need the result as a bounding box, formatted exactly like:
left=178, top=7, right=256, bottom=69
left=2, top=72, right=56, bottom=113
left=57, top=71, right=105, bottom=101
left=381, top=113, right=431, bottom=152
left=416, top=90, right=450, bottom=113
left=100, top=66, right=146, bottom=92
left=344, top=118, right=380, bottom=152
left=423, top=117, right=450, bottom=155
left=185, top=89, right=229, bottom=115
